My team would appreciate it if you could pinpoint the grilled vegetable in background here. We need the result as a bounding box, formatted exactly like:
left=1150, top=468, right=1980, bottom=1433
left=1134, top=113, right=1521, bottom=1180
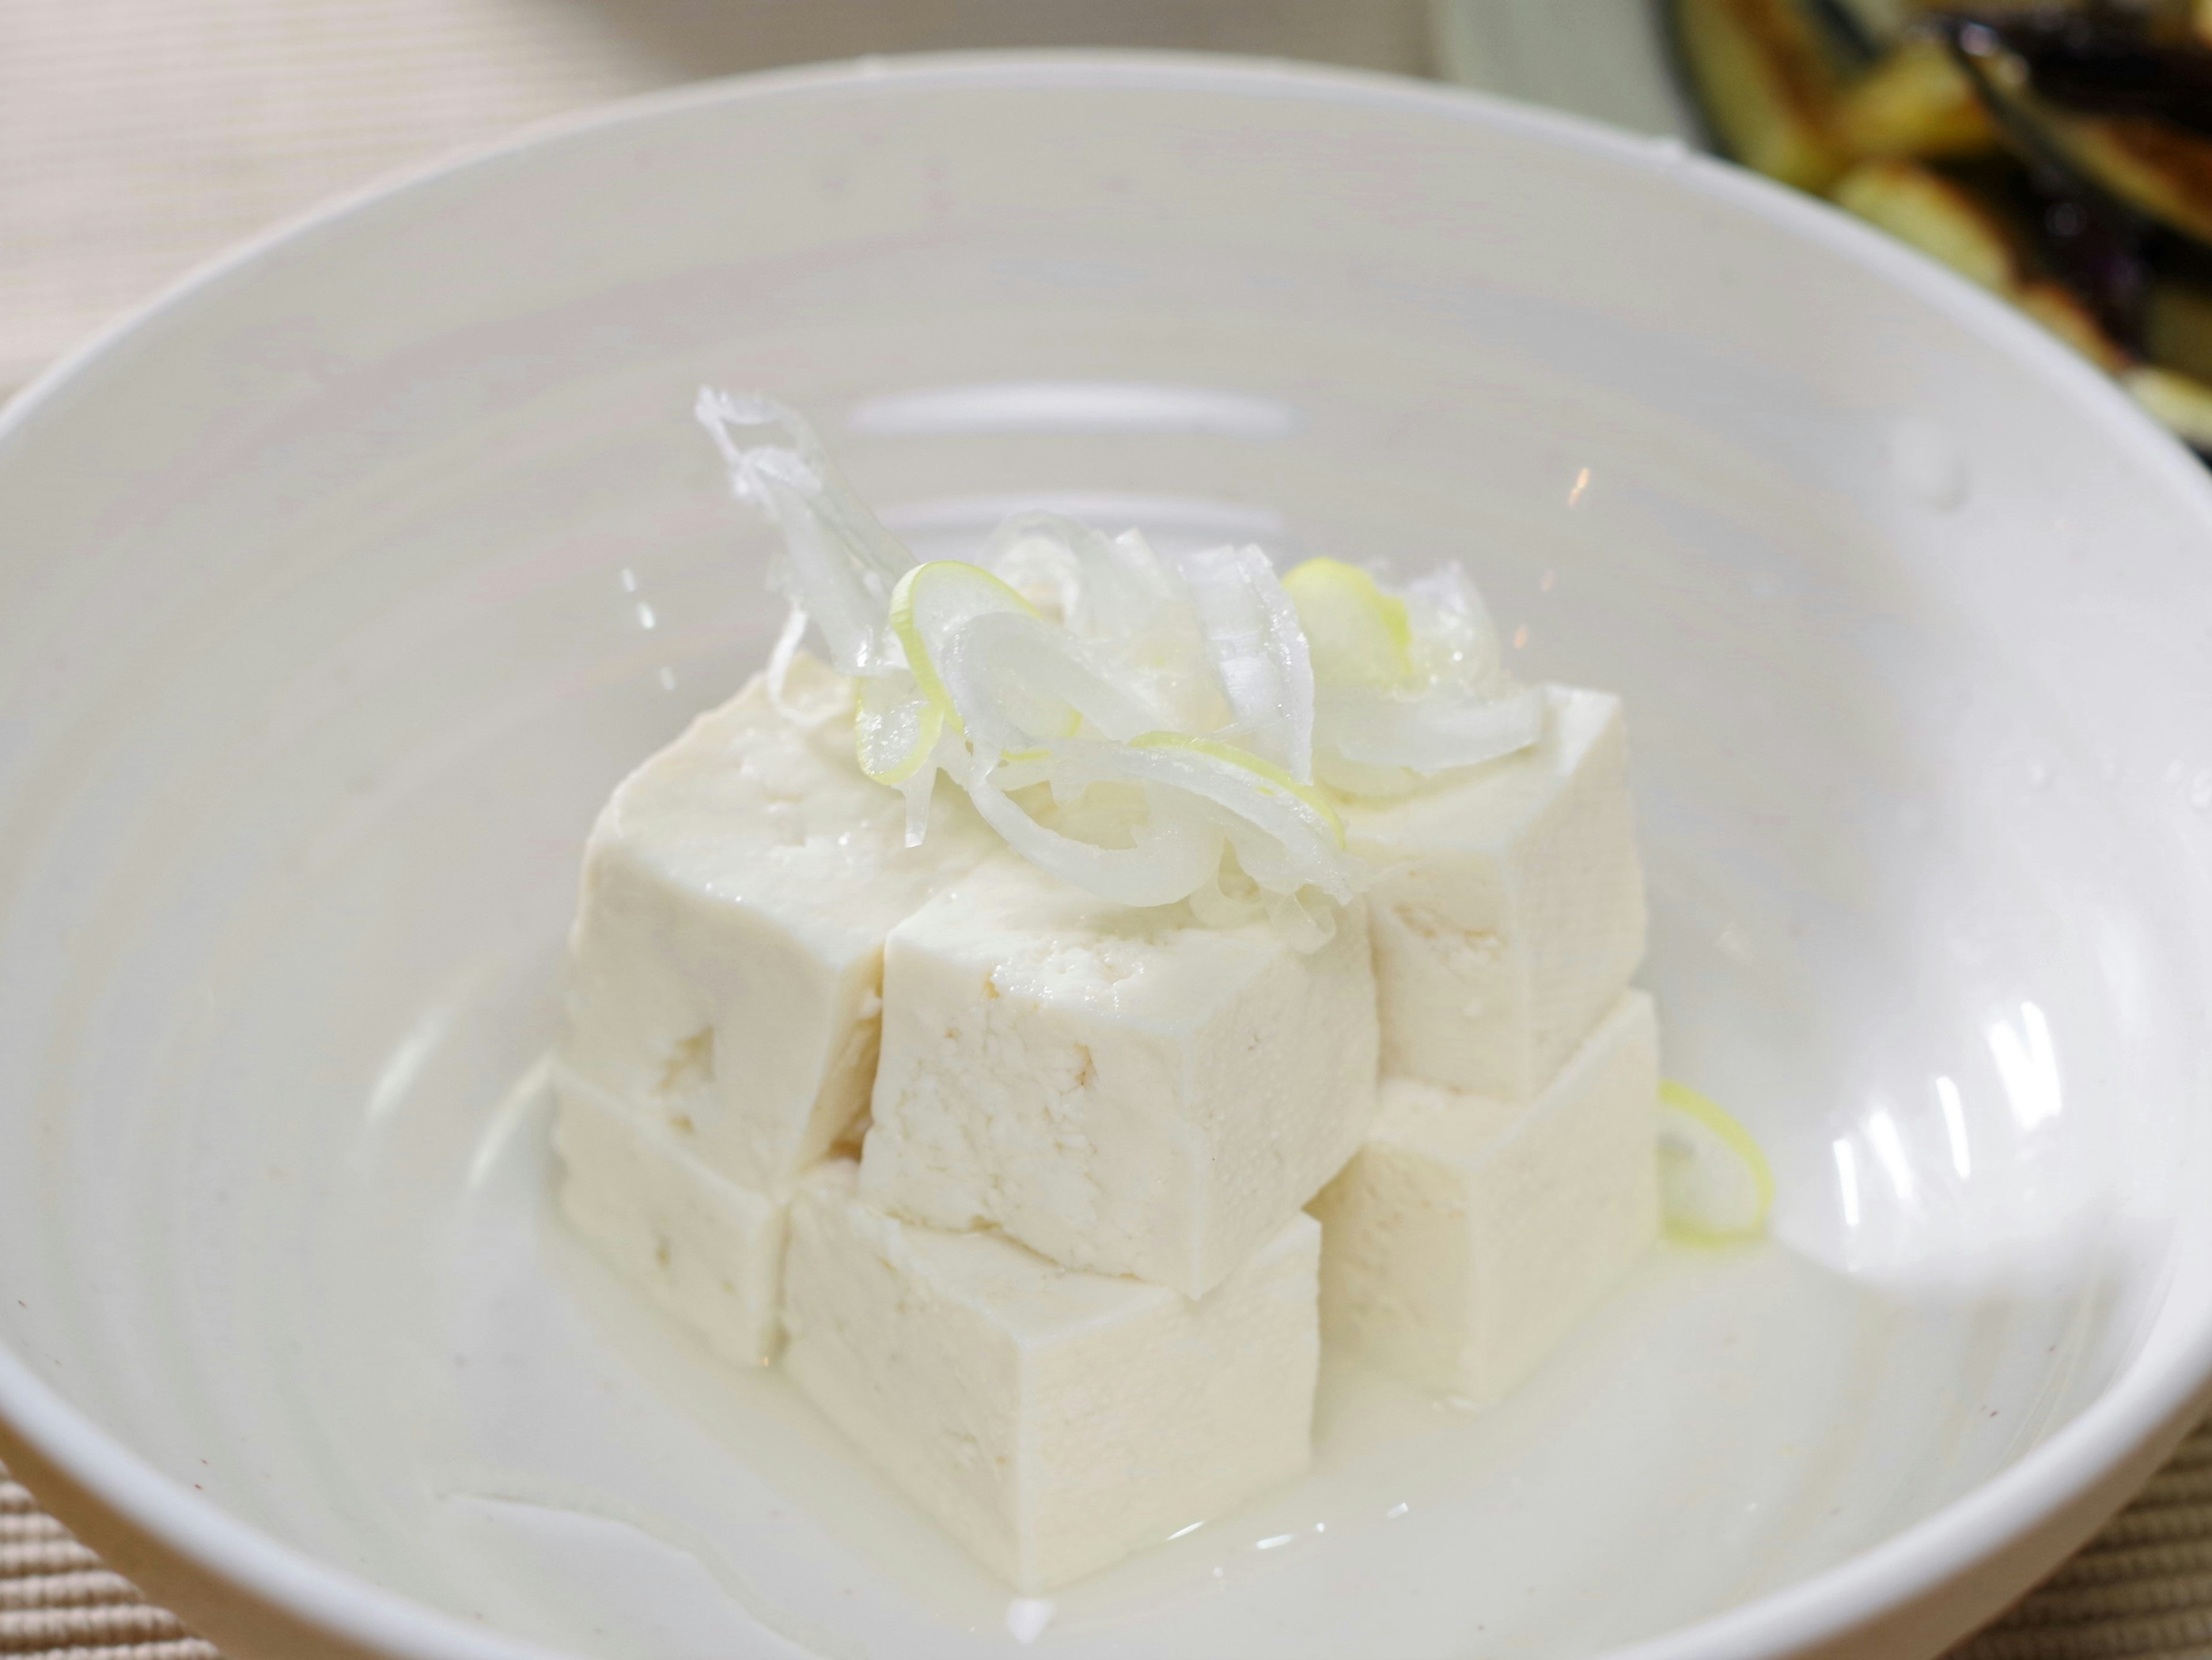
left=2146, top=272, right=2212, bottom=379
left=1669, top=0, right=1858, bottom=187
left=1944, top=9, right=2212, bottom=139
left=2126, top=363, right=2212, bottom=446
left=1667, top=0, right=2212, bottom=457
left=1831, top=157, right=2128, bottom=362
left=1831, top=156, right=2024, bottom=288
left=1834, top=35, right=2001, bottom=156
left=1944, top=13, right=2212, bottom=246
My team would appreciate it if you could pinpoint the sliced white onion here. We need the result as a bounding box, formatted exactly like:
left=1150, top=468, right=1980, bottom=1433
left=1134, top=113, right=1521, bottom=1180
left=986, top=515, right=1221, bottom=733
left=886, top=559, right=1349, bottom=910
left=1317, top=682, right=1545, bottom=772
left=700, top=397, right=1534, bottom=917
left=1312, top=749, right=1418, bottom=799
left=1403, top=562, right=1513, bottom=696
left=1177, top=543, right=1315, bottom=782
left=982, top=513, right=1094, bottom=626
left=1289, top=556, right=1543, bottom=789
left=1266, top=885, right=1339, bottom=951
left=961, top=756, right=1226, bottom=908
left=1283, top=557, right=1414, bottom=690
left=1186, top=867, right=1268, bottom=929
left=1041, top=735, right=1354, bottom=902
left=938, top=610, right=1158, bottom=753
left=763, top=602, right=810, bottom=716
left=984, top=513, right=1182, bottom=640
left=697, top=390, right=914, bottom=678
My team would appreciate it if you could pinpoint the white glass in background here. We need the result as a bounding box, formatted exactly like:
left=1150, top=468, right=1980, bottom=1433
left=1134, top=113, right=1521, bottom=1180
left=1427, top=0, right=1701, bottom=138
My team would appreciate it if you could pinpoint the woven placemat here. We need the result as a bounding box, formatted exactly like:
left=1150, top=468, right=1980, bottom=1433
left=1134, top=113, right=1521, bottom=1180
left=3, top=1422, right=2209, bottom=1657
left=2, top=1466, right=217, bottom=1659
left=1946, top=1416, right=2212, bottom=1660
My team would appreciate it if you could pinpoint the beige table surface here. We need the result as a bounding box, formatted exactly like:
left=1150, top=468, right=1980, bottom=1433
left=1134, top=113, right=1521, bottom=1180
left=2, top=3, right=2208, bottom=1657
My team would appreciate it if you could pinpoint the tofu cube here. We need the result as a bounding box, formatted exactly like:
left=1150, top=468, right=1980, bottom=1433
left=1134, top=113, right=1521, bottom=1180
left=559, top=653, right=994, bottom=1194
left=782, top=1162, right=1320, bottom=1592
left=1345, top=685, right=1646, bottom=1103
left=1311, top=990, right=1660, bottom=1403
left=552, top=1073, right=787, bottom=1367
left=859, top=852, right=1379, bottom=1296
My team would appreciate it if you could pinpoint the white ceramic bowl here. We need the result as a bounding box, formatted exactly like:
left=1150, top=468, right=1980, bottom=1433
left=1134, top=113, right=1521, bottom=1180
left=2, top=52, right=2210, bottom=1660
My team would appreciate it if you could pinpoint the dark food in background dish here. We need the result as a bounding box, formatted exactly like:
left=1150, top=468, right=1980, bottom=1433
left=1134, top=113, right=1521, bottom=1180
left=1671, top=0, right=1861, bottom=187
left=1834, top=35, right=2003, bottom=157
left=1666, top=0, right=2212, bottom=458
left=1830, top=157, right=2133, bottom=359
left=1945, top=15, right=2212, bottom=248
left=1952, top=11, right=2212, bottom=138
left=2146, top=260, right=2212, bottom=376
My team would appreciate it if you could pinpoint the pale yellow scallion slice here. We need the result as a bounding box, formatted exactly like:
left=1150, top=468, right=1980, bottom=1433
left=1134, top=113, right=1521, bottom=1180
left=1657, top=1080, right=1774, bottom=1246
left=889, top=561, right=1039, bottom=726
left=1128, top=730, right=1346, bottom=846
left=1283, top=557, right=1416, bottom=690
left=854, top=675, right=943, bottom=785
left=887, top=559, right=1092, bottom=756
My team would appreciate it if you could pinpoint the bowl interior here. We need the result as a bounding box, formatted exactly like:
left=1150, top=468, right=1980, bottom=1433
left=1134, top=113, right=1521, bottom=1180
left=2, top=58, right=2210, bottom=1660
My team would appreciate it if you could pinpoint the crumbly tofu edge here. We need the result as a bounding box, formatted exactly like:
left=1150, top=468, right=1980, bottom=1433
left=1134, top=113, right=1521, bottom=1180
left=859, top=856, right=1378, bottom=1295
left=1313, top=989, right=1660, bottom=1402
left=783, top=1162, right=1320, bottom=1591
left=552, top=1068, right=790, bottom=1367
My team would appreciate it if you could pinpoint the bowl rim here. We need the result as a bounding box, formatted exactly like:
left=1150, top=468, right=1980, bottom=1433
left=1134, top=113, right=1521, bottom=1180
left=3, top=46, right=2211, bottom=1660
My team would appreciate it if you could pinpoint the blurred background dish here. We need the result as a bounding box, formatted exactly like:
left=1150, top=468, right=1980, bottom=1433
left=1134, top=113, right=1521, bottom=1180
left=18, top=2, right=2212, bottom=456
left=1654, top=0, right=2212, bottom=456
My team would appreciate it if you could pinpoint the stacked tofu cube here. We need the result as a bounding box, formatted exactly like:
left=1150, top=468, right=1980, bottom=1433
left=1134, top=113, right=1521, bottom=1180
left=554, top=653, right=1378, bottom=1590
left=554, top=658, right=1655, bottom=1590
left=1312, top=684, right=1660, bottom=1404
left=553, top=652, right=995, bottom=1366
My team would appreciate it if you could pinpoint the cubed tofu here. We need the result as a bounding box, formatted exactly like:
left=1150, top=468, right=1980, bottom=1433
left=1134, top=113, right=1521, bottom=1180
left=552, top=1072, right=787, bottom=1367
left=859, top=852, right=1379, bottom=1296
left=559, top=652, right=994, bottom=1195
left=1311, top=990, right=1660, bottom=1404
left=782, top=1161, right=1320, bottom=1592
left=1346, top=685, right=1645, bottom=1103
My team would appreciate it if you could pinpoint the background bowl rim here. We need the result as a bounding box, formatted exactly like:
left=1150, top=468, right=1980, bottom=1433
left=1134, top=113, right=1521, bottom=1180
left=2, top=45, right=2210, bottom=1660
